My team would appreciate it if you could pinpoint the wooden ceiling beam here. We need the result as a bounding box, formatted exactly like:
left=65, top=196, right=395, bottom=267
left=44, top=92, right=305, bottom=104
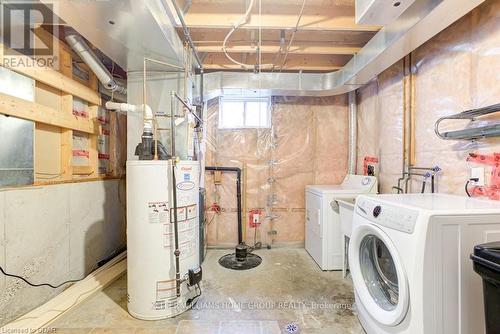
left=183, top=3, right=380, bottom=32
left=202, top=64, right=342, bottom=71
left=181, top=27, right=376, bottom=45
left=202, top=53, right=350, bottom=72
left=197, top=44, right=361, bottom=55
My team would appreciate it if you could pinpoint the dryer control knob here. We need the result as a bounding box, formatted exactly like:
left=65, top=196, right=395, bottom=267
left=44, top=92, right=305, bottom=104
left=373, top=205, right=382, bottom=218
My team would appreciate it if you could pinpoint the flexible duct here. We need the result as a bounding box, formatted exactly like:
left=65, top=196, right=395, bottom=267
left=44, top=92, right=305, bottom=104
left=65, top=34, right=127, bottom=95
left=347, top=91, right=357, bottom=174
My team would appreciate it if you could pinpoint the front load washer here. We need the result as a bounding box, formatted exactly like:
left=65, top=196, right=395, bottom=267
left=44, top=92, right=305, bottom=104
left=305, top=174, right=377, bottom=270
left=349, top=194, right=500, bottom=334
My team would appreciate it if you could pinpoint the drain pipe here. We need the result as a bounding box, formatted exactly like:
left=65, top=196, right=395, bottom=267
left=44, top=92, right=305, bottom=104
left=347, top=91, right=358, bottom=174
left=66, top=34, right=127, bottom=95
left=105, top=101, right=153, bottom=136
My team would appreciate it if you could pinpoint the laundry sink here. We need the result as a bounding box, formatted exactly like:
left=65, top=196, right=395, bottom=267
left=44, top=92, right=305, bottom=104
left=338, top=198, right=356, bottom=238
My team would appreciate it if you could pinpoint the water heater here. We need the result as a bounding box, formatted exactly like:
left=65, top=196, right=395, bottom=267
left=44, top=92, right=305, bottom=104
left=127, top=160, right=200, bottom=320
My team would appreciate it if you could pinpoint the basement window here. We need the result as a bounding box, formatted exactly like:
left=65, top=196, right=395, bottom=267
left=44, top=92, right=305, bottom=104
left=219, top=97, right=271, bottom=129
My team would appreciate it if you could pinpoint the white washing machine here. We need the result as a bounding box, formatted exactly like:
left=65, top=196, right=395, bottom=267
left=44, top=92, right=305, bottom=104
left=305, top=174, right=378, bottom=270
left=349, top=194, right=500, bottom=334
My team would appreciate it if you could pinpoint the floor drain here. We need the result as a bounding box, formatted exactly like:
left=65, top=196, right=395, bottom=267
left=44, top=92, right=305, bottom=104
left=284, top=323, right=300, bottom=333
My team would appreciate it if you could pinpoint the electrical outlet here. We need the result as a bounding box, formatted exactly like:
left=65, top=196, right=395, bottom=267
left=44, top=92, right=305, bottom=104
left=471, top=167, right=485, bottom=186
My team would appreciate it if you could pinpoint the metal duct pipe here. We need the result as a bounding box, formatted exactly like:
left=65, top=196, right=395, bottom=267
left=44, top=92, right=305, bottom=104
left=65, top=34, right=127, bottom=95
left=196, top=0, right=484, bottom=99
left=347, top=91, right=357, bottom=174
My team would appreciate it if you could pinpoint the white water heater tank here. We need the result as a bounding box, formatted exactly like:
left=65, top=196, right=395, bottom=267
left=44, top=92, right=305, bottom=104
left=127, top=160, right=200, bottom=320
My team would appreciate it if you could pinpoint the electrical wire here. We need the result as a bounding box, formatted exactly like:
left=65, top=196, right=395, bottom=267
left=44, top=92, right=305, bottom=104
left=186, top=283, right=202, bottom=307
left=222, top=0, right=272, bottom=70
left=465, top=178, right=480, bottom=197
left=110, top=61, right=116, bottom=102
left=278, top=0, right=306, bottom=72
left=258, top=0, right=262, bottom=73
left=254, top=225, right=257, bottom=248
left=0, top=265, right=84, bottom=289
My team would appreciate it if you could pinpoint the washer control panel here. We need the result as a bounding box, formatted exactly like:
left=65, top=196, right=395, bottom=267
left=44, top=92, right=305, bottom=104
left=356, top=198, right=419, bottom=234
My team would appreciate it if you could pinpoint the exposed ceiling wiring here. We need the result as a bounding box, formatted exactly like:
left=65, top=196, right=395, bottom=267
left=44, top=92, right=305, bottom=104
left=270, top=30, right=286, bottom=72
left=277, top=0, right=307, bottom=72
left=222, top=0, right=306, bottom=72
left=258, top=0, right=262, bottom=75
left=222, top=0, right=272, bottom=70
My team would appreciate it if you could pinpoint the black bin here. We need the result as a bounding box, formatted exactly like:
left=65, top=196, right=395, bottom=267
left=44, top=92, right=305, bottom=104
left=470, top=241, right=500, bottom=334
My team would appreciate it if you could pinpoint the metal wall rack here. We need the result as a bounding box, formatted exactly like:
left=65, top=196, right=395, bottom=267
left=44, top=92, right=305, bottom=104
left=435, top=103, right=500, bottom=141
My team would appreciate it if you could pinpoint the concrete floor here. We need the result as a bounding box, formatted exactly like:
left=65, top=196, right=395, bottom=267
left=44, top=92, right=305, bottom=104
left=51, top=249, right=365, bottom=334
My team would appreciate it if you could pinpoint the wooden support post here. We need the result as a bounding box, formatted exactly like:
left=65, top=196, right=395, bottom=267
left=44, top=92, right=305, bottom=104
left=109, top=112, right=117, bottom=177
left=60, top=129, right=73, bottom=180
left=409, top=53, right=417, bottom=166
left=88, top=105, right=100, bottom=178
left=88, top=72, right=99, bottom=92
left=60, top=94, right=74, bottom=180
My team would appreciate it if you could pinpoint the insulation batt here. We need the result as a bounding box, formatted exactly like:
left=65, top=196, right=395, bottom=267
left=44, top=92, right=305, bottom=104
left=205, top=96, right=349, bottom=247
left=356, top=0, right=500, bottom=196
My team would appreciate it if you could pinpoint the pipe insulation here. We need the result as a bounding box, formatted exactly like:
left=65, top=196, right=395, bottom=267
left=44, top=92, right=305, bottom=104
left=65, top=34, right=127, bottom=95
left=347, top=91, right=357, bottom=174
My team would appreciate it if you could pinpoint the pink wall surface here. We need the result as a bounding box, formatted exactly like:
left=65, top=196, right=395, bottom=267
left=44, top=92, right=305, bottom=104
left=357, top=0, right=500, bottom=195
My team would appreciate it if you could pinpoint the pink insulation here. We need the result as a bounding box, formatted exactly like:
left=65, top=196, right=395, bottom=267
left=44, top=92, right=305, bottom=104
left=357, top=0, right=500, bottom=196
left=205, top=96, right=349, bottom=247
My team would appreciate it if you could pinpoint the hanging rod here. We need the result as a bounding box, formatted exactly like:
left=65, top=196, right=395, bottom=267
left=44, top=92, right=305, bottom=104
left=435, top=103, right=500, bottom=140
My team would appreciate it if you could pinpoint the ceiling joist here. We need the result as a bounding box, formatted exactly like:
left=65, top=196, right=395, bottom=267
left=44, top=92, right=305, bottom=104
left=185, top=28, right=377, bottom=45
left=197, top=44, right=361, bottom=55
left=174, top=0, right=379, bottom=72
left=183, top=3, right=380, bottom=31
left=203, top=53, right=348, bottom=72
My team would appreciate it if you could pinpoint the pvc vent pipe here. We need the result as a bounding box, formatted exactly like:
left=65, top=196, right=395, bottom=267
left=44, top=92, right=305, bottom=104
left=65, top=34, right=127, bottom=95
left=105, top=101, right=153, bottom=132
left=347, top=91, right=357, bottom=174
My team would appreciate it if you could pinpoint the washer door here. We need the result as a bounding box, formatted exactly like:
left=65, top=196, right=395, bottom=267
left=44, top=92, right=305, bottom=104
left=349, top=224, right=409, bottom=326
